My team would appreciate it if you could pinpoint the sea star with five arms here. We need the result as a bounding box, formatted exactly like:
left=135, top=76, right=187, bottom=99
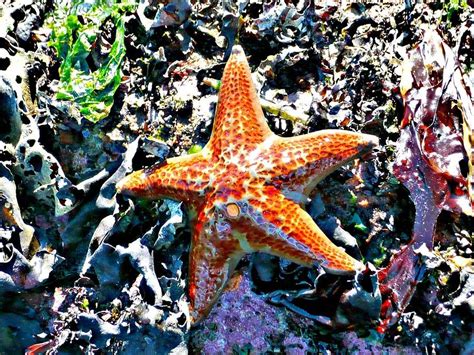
left=117, top=45, right=379, bottom=322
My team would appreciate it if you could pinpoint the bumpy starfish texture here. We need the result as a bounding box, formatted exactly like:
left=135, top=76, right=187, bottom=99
left=117, top=45, right=379, bottom=322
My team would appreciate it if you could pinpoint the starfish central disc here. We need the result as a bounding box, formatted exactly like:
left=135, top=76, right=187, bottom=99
left=117, top=45, right=379, bottom=322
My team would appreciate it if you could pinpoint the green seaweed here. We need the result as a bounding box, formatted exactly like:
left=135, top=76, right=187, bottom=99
left=187, top=144, right=203, bottom=154
left=351, top=213, right=368, bottom=234
left=443, top=0, right=468, bottom=26
left=348, top=190, right=358, bottom=206
left=47, top=0, right=136, bottom=123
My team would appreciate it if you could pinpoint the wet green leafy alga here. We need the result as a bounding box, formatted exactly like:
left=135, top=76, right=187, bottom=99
left=47, top=0, right=136, bottom=123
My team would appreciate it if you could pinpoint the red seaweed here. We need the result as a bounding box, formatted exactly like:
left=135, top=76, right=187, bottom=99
left=378, top=29, right=473, bottom=332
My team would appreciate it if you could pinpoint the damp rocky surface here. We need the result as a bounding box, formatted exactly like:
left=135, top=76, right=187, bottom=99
left=0, top=1, right=473, bottom=353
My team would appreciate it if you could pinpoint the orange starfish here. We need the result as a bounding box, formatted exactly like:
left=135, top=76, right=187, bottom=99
left=117, top=45, right=379, bottom=322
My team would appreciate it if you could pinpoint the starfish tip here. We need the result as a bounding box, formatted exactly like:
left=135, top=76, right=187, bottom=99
left=367, top=134, right=380, bottom=148
left=230, top=44, right=247, bottom=62
left=357, top=133, right=379, bottom=155
left=116, top=170, right=146, bottom=196
left=354, top=260, right=365, bottom=272
left=231, top=44, right=244, bottom=55
left=115, top=179, right=125, bottom=193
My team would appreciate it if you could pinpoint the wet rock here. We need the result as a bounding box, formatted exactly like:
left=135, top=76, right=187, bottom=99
left=0, top=312, right=42, bottom=353
left=0, top=228, right=63, bottom=291
left=0, top=162, right=35, bottom=256
left=15, top=6, right=40, bottom=45
left=0, top=76, right=21, bottom=145
left=14, top=118, right=73, bottom=216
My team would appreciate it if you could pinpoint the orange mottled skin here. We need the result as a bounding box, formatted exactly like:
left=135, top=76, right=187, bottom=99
left=117, top=45, right=379, bottom=322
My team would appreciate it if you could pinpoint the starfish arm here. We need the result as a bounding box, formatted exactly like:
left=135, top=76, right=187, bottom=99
left=230, top=185, right=363, bottom=273
left=188, top=197, right=244, bottom=322
left=257, top=130, right=379, bottom=202
left=117, top=151, right=211, bottom=203
left=207, top=45, right=273, bottom=157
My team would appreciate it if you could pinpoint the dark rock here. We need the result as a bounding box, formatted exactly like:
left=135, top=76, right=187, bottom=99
left=0, top=75, right=21, bottom=145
